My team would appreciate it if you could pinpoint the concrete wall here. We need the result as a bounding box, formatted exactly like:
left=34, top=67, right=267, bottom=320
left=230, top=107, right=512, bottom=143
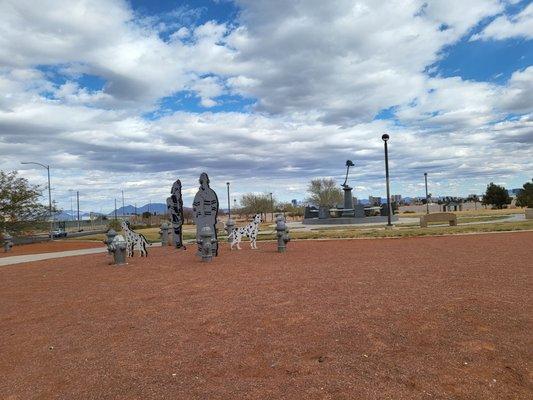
left=399, top=202, right=488, bottom=213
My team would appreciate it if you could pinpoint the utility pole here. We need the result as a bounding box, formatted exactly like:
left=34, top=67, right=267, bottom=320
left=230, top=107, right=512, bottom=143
left=121, top=190, right=125, bottom=216
left=77, top=190, right=80, bottom=231
left=424, top=172, right=429, bottom=214
left=114, top=199, right=117, bottom=220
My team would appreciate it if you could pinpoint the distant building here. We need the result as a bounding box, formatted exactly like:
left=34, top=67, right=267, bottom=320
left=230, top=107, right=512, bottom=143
left=352, top=196, right=358, bottom=205
left=291, top=199, right=298, bottom=206
left=391, top=194, right=402, bottom=203
left=368, top=196, right=381, bottom=206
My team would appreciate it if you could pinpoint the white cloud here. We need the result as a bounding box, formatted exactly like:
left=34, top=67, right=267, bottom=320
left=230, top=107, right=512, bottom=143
left=0, top=0, right=531, bottom=212
left=472, top=3, right=533, bottom=40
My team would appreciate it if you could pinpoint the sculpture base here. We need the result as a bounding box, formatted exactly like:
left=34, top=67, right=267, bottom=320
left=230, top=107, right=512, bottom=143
left=302, top=215, right=399, bottom=225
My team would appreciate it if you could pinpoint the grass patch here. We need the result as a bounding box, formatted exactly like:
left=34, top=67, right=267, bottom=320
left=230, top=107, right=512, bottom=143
left=68, top=219, right=532, bottom=243
left=260, top=220, right=533, bottom=241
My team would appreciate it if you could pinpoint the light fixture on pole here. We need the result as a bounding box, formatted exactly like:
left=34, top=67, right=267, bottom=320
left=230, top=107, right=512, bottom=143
left=226, top=182, right=231, bottom=219
left=21, top=161, right=53, bottom=240
left=225, top=182, right=235, bottom=240
left=424, top=172, right=429, bottom=215
left=381, top=134, right=392, bottom=227
left=269, top=192, right=274, bottom=222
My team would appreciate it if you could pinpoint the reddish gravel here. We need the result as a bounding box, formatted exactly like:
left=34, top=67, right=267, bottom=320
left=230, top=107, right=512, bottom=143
left=0, top=232, right=531, bottom=399
left=0, top=240, right=101, bottom=257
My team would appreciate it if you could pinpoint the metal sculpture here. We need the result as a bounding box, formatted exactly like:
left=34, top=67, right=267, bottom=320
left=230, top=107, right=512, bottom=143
left=341, top=160, right=355, bottom=216
left=192, top=172, right=219, bottom=256
left=166, top=179, right=186, bottom=249
left=275, top=214, right=290, bottom=252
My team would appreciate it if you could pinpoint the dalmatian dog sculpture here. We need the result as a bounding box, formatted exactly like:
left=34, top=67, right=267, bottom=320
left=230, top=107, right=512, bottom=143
left=229, top=214, right=262, bottom=250
left=121, top=220, right=150, bottom=257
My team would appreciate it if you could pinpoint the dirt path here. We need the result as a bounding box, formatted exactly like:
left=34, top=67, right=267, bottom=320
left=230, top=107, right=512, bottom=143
left=0, top=232, right=531, bottom=399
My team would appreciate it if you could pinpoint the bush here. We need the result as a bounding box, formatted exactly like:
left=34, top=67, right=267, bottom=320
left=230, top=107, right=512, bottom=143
left=107, top=219, right=122, bottom=231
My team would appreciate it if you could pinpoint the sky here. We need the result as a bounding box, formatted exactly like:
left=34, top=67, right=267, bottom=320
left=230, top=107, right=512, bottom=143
left=0, top=0, right=532, bottom=212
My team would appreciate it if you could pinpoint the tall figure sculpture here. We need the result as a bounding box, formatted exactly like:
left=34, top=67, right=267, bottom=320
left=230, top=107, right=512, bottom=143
left=166, top=179, right=186, bottom=250
left=192, top=172, right=219, bottom=256
left=341, top=160, right=355, bottom=217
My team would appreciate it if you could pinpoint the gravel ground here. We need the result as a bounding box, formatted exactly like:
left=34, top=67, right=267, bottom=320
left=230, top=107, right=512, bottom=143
left=0, top=240, right=102, bottom=257
left=0, top=232, right=531, bottom=399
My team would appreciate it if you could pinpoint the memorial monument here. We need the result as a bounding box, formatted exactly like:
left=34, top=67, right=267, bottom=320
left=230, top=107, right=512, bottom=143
left=302, top=159, right=398, bottom=225
left=192, top=172, right=219, bottom=256
left=341, top=160, right=355, bottom=216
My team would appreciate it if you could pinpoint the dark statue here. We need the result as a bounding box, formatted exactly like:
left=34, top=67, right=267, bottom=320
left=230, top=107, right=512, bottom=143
left=192, top=172, right=219, bottom=256
left=166, top=179, right=186, bottom=249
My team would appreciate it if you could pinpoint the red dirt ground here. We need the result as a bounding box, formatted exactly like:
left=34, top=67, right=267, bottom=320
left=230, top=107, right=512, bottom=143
left=0, top=240, right=101, bottom=257
left=0, top=232, right=531, bottom=399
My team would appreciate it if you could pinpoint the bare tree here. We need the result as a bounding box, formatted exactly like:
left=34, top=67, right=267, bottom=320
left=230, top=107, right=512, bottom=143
left=306, top=178, right=342, bottom=207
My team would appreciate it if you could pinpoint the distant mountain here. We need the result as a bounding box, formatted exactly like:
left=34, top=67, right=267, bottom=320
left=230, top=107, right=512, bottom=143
left=53, top=210, right=104, bottom=221
left=110, top=203, right=168, bottom=216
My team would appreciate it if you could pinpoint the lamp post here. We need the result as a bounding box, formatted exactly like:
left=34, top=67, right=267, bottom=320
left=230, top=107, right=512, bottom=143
left=269, top=192, right=274, bottom=222
left=381, top=134, right=392, bottom=227
left=21, top=161, right=53, bottom=240
left=226, top=182, right=231, bottom=219
left=225, top=182, right=235, bottom=240
left=424, top=172, right=429, bottom=215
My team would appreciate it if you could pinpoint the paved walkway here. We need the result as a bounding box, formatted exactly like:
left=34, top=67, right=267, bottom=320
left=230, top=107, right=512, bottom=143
left=0, top=243, right=162, bottom=267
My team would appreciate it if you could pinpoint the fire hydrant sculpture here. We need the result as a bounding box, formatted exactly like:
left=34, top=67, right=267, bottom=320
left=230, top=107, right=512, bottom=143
left=225, top=217, right=235, bottom=242
left=275, top=214, right=290, bottom=252
left=198, top=226, right=216, bottom=262
left=160, top=222, right=171, bottom=246
left=2, top=231, right=13, bottom=253
left=104, top=229, right=117, bottom=255
left=104, top=232, right=127, bottom=265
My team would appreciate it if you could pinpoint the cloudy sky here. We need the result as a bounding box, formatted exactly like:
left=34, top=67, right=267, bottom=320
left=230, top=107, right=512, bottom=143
left=1, top=0, right=532, bottom=212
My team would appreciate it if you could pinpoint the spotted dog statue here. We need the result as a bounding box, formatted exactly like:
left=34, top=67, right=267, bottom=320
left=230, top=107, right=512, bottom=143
left=229, top=214, right=262, bottom=250
left=166, top=179, right=186, bottom=250
left=120, top=220, right=150, bottom=257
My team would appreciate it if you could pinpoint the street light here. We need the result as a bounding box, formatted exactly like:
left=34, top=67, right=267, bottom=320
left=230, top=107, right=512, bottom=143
left=381, top=134, right=392, bottom=227
left=269, top=192, right=274, bottom=222
left=225, top=182, right=235, bottom=239
left=21, top=161, right=53, bottom=240
left=226, top=182, right=231, bottom=219
left=424, top=172, right=429, bottom=215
